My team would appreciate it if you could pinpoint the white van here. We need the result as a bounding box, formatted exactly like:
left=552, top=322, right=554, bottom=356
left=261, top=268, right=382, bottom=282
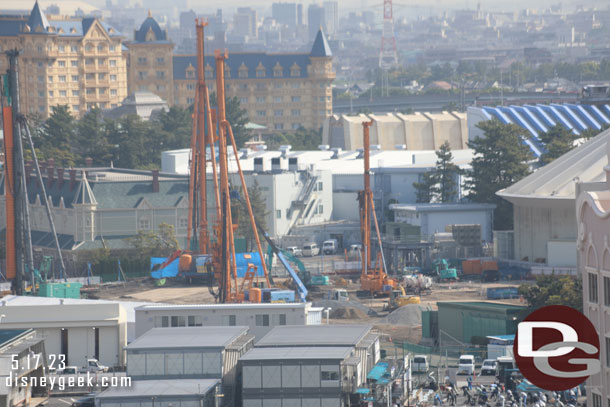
left=457, top=354, right=475, bottom=375
left=412, top=355, right=429, bottom=373
left=322, top=239, right=338, bottom=255
left=302, top=243, right=320, bottom=256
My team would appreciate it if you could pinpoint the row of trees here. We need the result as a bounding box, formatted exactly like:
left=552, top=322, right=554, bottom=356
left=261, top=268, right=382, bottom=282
left=411, top=118, right=603, bottom=230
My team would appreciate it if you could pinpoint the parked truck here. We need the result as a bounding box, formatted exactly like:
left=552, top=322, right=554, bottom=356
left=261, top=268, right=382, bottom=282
left=461, top=259, right=499, bottom=281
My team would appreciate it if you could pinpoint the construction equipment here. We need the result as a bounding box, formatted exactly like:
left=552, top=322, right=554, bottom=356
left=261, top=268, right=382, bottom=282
left=384, top=286, right=420, bottom=311
left=461, top=259, right=498, bottom=281
left=357, top=121, right=396, bottom=297
left=433, top=259, right=458, bottom=281
left=327, top=288, right=349, bottom=301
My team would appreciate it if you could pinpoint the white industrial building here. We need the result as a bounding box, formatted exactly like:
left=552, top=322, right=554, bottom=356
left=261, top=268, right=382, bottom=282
left=497, top=127, right=610, bottom=267
left=240, top=325, right=380, bottom=407
left=135, top=303, right=323, bottom=342
left=322, top=112, right=468, bottom=151
left=0, top=301, right=126, bottom=368
left=389, top=203, right=496, bottom=243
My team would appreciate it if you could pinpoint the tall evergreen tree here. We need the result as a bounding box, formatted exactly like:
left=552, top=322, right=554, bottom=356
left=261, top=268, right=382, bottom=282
left=76, top=107, right=114, bottom=166
left=413, top=172, right=436, bottom=203
left=430, top=141, right=462, bottom=203
left=209, top=93, right=251, bottom=148
left=40, top=105, right=77, bottom=166
left=466, top=120, right=532, bottom=230
left=231, top=180, right=269, bottom=251
left=538, top=124, right=578, bottom=165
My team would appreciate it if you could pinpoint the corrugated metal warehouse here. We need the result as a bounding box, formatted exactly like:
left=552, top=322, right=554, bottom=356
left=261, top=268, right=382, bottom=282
left=126, top=326, right=253, bottom=405
left=436, top=301, right=526, bottom=344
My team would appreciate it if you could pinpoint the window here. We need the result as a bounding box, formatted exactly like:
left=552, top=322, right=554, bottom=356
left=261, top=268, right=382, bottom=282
left=38, top=91, right=44, bottom=97
left=109, top=45, right=116, bottom=52
left=256, top=83, right=265, bottom=90
left=187, top=97, right=195, bottom=104
left=292, top=123, right=301, bottom=130
left=589, top=273, right=598, bottom=303
left=274, top=83, right=282, bottom=89
left=319, top=96, right=325, bottom=102
left=256, top=69, right=265, bottom=78
left=98, top=73, right=106, bottom=80
left=37, top=61, right=43, bottom=68
left=274, top=96, right=282, bottom=103
left=71, top=60, right=78, bottom=67
left=317, top=181, right=323, bottom=191
left=156, top=57, right=164, bottom=64
left=188, top=315, right=202, bottom=327
left=291, top=96, right=301, bottom=102
left=592, top=393, right=602, bottom=407
left=321, top=369, right=339, bottom=381
left=58, top=60, right=65, bottom=67
left=97, top=44, right=105, bottom=52
left=606, top=337, right=610, bottom=367
left=71, top=45, right=78, bottom=52
left=138, top=71, right=146, bottom=80
left=240, top=83, right=248, bottom=90
left=273, top=68, right=283, bottom=77
left=272, top=314, right=286, bottom=326
left=98, top=58, right=106, bottom=66
left=156, top=71, right=165, bottom=79
left=139, top=218, right=150, bottom=230
left=223, top=315, right=236, bottom=326
left=109, top=59, right=116, bottom=67
left=238, top=67, right=248, bottom=78
left=291, top=68, right=300, bottom=77
left=291, top=82, right=300, bottom=88
left=291, top=109, right=300, bottom=116
left=138, top=57, right=147, bottom=65
left=186, top=70, right=195, bottom=78
left=155, top=316, right=169, bottom=328
left=37, top=76, right=43, bottom=82
left=274, top=123, right=284, bottom=130
left=111, top=104, right=117, bottom=108
left=170, top=316, right=186, bottom=327
left=86, top=73, right=95, bottom=80
left=240, top=97, right=248, bottom=104
left=72, top=105, right=79, bottom=112
left=256, top=110, right=266, bottom=117
left=110, top=74, right=117, bottom=81
left=317, top=204, right=324, bottom=214
left=85, top=58, right=94, bottom=65
left=72, top=75, right=79, bottom=81
left=274, top=109, right=283, bottom=116
left=59, top=90, right=67, bottom=97
left=39, top=106, right=45, bottom=112
left=276, top=210, right=281, bottom=219
left=256, top=96, right=265, bottom=103
left=37, top=45, right=43, bottom=52
left=48, top=91, right=54, bottom=97
left=48, top=76, right=53, bottom=82
left=205, top=69, right=213, bottom=79
left=110, top=89, right=117, bottom=96
left=179, top=218, right=188, bottom=228
left=255, top=314, right=269, bottom=326
left=72, top=90, right=79, bottom=96
left=186, top=84, right=195, bottom=90
left=605, top=276, right=610, bottom=307
left=59, top=75, right=66, bottom=82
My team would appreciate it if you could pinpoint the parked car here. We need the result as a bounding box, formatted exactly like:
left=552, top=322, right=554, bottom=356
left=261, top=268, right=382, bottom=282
left=457, top=355, right=475, bottom=375
left=327, top=289, right=349, bottom=301
left=79, top=358, right=109, bottom=373
left=412, top=355, right=429, bottom=373
left=71, top=394, right=96, bottom=407
left=285, top=246, right=302, bottom=257
left=349, top=244, right=362, bottom=253
left=302, top=243, right=320, bottom=257
left=58, top=366, right=78, bottom=375
left=480, top=359, right=497, bottom=375
left=322, top=239, right=339, bottom=255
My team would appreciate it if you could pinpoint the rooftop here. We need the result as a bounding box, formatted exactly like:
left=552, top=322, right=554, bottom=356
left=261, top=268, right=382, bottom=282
left=437, top=301, right=526, bottom=312
left=240, top=346, right=353, bottom=361
left=390, top=203, right=497, bottom=212
left=256, top=325, right=372, bottom=347
left=127, top=327, right=249, bottom=350
left=96, top=379, right=220, bottom=399
left=136, top=302, right=312, bottom=311
left=0, top=329, right=32, bottom=350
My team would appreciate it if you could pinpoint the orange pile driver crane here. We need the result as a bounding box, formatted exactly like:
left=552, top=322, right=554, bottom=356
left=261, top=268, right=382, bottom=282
left=358, top=121, right=396, bottom=296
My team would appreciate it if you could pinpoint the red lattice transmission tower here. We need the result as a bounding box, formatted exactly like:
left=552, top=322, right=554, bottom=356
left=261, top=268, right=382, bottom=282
left=379, top=0, right=398, bottom=70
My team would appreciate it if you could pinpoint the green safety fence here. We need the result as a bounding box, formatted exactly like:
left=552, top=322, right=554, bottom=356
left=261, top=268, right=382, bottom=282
left=91, top=258, right=150, bottom=282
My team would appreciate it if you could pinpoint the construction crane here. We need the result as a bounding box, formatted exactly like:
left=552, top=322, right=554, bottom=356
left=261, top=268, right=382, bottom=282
left=358, top=121, right=396, bottom=297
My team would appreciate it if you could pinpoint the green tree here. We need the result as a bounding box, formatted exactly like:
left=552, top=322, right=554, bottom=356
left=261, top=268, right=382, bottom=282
left=210, top=93, right=251, bottom=148
left=518, top=275, right=582, bottom=312
left=413, top=172, right=436, bottom=203
left=231, top=180, right=269, bottom=251
left=265, top=127, right=322, bottom=150
left=153, top=105, right=193, bottom=150
left=39, top=105, right=77, bottom=166
left=124, top=222, right=179, bottom=259
left=431, top=141, right=462, bottom=203
left=466, top=120, right=532, bottom=230
left=76, top=107, right=114, bottom=166
left=538, top=124, right=579, bottom=165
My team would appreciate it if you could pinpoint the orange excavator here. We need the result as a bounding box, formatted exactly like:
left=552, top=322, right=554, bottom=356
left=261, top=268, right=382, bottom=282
left=155, top=20, right=271, bottom=303
left=357, top=121, right=396, bottom=297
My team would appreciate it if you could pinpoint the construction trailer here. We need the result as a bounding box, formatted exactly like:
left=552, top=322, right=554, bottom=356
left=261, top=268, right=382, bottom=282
left=125, top=326, right=253, bottom=406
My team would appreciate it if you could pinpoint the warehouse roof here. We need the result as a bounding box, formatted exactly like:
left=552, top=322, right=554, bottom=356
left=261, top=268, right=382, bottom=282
left=437, top=301, right=526, bottom=312
left=241, top=346, right=353, bottom=361
left=136, top=302, right=314, bottom=310
left=127, top=326, right=249, bottom=350
left=96, top=379, right=219, bottom=399
left=256, top=325, right=372, bottom=347
left=390, top=203, right=496, bottom=212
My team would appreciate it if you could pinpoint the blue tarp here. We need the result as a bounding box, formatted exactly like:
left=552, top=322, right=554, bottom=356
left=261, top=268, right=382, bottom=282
left=517, top=380, right=544, bottom=393
left=150, top=257, right=179, bottom=279
left=356, top=388, right=371, bottom=394
left=367, top=362, right=389, bottom=381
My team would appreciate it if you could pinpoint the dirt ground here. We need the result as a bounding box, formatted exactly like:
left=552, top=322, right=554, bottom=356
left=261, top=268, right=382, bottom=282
left=86, top=273, right=525, bottom=343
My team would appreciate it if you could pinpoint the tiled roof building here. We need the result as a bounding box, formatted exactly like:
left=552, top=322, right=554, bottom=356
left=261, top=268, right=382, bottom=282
left=0, top=1, right=128, bottom=116
left=128, top=16, right=335, bottom=133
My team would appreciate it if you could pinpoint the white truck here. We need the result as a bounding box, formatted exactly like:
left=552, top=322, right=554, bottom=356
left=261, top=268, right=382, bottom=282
left=457, top=354, right=475, bottom=375
left=79, top=359, right=109, bottom=373
left=322, top=239, right=339, bottom=255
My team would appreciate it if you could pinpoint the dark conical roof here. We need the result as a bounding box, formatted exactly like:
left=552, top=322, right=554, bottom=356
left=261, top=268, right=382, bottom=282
left=310, top=28, right=332, bottom=57
left=134, top=14, right=167, bottom=42
left=27, top=1, right=50, bottom=34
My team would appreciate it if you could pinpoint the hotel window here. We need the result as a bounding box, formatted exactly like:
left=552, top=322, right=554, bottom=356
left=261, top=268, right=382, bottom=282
left=605, top=276, right=610, bottom=307
left=139, top=218, right=150, bottom=230
left=256, top=68, right=265, bottom=78
left=97, top=44, right=105, bottom=52
left=59, top=75, right=66, bottom=82
left=38, top=76, right=43, bottom=82
left=99, top=73, right=106, bottom=80
left=38, top=91, right=44, bottom=97
left=291, top=109, right=300, bottom=116
left=256, top=97, right=265, bottom=103
left=72, top=105, right=79, bottom=112
left=291, top=82, right=300, bottom=88
left=156, top=71, right=165, bottom=79
left=59, top=90, right=67, bottom=97
left=85, top=58, right=94, bottom=65
left=72, top=75, right=79, bottom=81
left=38, top=62, right=43, bottom=68
left=110, top=74, right=117, bottom=81
left=256, top=110, right=266, bottom=117
left=99, top=88, right=106, bottom=95
left=186, top=70, right=195, bottom=78
left=186, top=84, right=195, bottom=90
left=274, top=123, right=284, bottom=130
left=292, top=123, right=301, bottom=130
left=37, top=45, right=43, bottom=52
left=274, top=96, right=282, bottom=103
left=111, top=104, right=117, bottom=108
left=109, top=45, right=116, bottom=52
left=48, top=91, right=54, bottom=97
left=72, top=90, right=79, bottom=96
left=290, top=67, right=300, bottom=77
left=179, top=218, right=188, bottom=228
left=98, top=58, right=105, bottom=65
left=109, top=59, right=116, bottom=67
left=273, top=68, right=283, bottom=77
left=58, top=60, right=65, bottom=67
left=589, top=273, right=598, bottom=303
left=274, top=109, right=283, bottom=116
left=319, top=96, right=325, bottom=102
left=291, top=96, right=301, bottom=102
left=240, top=97, right=248, bottom=104
left=138, top=57, right=147, bottom=65
left=274, top=83, right=282, bottom=89
left=156, top=85, right=165, bottom=91
left=71, top=60, right=78, bottom=67
left=238, top=67, right=248, bottom=78
left=86, top=73, right=95, bottom=80
left=138, top=72, right=146, bottom=80
left=85, top=44, right=93, bottom=52
left=110, top=89, right=117, bottom=96
left=71, top=45, right=78, bottom=52
left=48, top=76, right=53, bottom=82
left=187, top=98, right=195, bottom=104
left=156, top=57, right=164, bottom=64
left=58, top=45, right=65, bottom=52
left=255, top=314, right=269, bottom=326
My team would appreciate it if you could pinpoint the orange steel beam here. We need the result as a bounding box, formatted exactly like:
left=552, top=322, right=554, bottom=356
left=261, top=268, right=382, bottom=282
left=196, top=19, right=208, bottom=254
left=186, top=95, right=199, bottom=248
left=361, top=120, right=374, bottom=280
left=224, top=120, right=271, bottom=289
left=204, top=86, right=221, bottom=218
left=2, top=107, right=16, bottom=279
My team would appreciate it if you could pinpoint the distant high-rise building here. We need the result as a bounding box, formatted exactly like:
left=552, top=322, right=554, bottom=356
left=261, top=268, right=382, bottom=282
left=308, top=4, right=326, bottom=40
left=179, top=9, right=196, bottom=36
left=272, top=3, right=298, bottom=26
left=323, top=1, right=338, bottom=34
left=297, top=4, right=303, bottom=25
left=233, top=7, right=257, bottom=38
